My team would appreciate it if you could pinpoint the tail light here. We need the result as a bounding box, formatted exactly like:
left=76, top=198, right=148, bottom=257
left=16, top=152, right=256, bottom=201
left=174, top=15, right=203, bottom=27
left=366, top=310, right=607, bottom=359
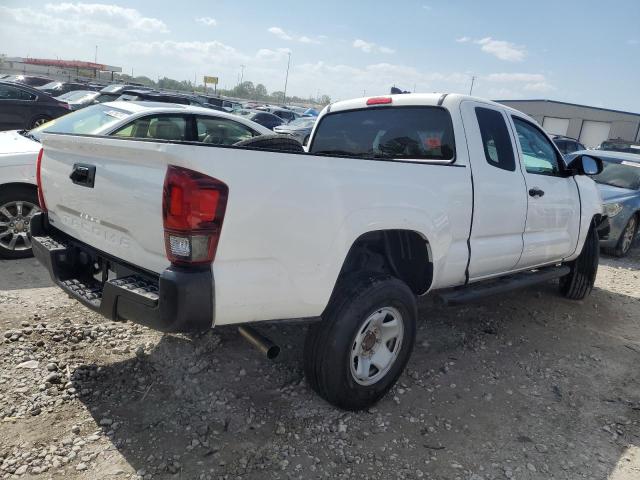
left=162, top=165, right=228, bottom=266
left=366, top=97, right=392, bottom=106
left=36, top=148, right=47, bottom=212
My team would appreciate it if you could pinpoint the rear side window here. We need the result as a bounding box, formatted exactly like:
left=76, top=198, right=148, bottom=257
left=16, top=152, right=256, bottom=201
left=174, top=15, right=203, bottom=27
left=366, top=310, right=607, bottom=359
left=475, top=107, right=515, bottom=171
left=196, top=116, right=257, bottom=145
left=310, top=107, right=455, bottom=161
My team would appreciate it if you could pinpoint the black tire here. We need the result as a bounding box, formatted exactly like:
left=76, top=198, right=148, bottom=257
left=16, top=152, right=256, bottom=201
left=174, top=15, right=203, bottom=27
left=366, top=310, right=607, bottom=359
left=559, top=221, right=599, bottom=300
left=606, top=214, right=638, bottom=258
left=304, top=272, right=417, bottom=410
left=234, top=134, right=304, bottom=152
left=0, top=185, right=40, bottom=259
left=30, top=115, right=50, bottom=129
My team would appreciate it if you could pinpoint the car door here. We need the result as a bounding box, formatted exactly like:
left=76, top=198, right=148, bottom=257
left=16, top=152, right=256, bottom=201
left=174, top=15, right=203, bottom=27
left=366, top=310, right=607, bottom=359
left=510, top=115, right=581, bottom=268
left=111, top=114, right=190, bottom=141
left=0, top=83, right=36, bottom=129
left=461, top=101, right=528, bottom=279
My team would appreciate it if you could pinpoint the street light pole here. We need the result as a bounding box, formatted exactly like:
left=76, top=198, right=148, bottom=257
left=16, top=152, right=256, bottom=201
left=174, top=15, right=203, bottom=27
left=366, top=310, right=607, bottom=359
left=94, top=45, right=98, bottom=63
left=240, top=64, right=245, bottom=85
left=282, top=52, right=291, bottom=105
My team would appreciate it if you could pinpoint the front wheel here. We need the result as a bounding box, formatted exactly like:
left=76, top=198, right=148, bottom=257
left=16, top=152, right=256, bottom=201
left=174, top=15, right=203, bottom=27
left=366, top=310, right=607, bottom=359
left=304, top=273, right=417, bottom=410
left=611, top=215, right=638, bottom=257
left=559, top=221, right=599, bottom=300
left=30, top=116, right=50, bottom=129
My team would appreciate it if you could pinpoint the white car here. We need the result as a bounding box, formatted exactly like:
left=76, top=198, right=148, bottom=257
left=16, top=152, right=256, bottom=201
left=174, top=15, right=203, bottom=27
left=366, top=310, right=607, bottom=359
left=32, top=93, right=605, bottom=409
left=0, top=101, right=272, bottom=258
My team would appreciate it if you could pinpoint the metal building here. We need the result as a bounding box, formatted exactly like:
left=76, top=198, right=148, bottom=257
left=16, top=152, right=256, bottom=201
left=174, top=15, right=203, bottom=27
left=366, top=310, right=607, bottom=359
left=497, top=99, right=640, bottom=148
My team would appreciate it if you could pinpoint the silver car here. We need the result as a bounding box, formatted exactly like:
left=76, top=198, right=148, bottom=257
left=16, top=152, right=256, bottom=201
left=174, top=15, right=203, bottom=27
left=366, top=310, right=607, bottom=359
left=273, top=117, right=316, bottom=145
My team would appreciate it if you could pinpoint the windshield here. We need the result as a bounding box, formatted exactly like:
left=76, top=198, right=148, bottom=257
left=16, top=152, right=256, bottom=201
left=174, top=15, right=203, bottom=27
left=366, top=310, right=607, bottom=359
left=599, top=141, right=640, bottom=154
left=288, top=117, right=315, bottom=128
left=28, top=104, right=131, bottom=141
left=39, top=81, right=62, bottom=90
left=310, top=106, right=455, bottom=161
left=593, top=160, right=640, bottom=190
left=56, top=90, right=95, bottom=101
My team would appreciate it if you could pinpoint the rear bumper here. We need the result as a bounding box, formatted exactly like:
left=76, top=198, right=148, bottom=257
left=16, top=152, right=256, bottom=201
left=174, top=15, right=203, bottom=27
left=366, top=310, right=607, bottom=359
left=30, top=213, right=214, bottom=333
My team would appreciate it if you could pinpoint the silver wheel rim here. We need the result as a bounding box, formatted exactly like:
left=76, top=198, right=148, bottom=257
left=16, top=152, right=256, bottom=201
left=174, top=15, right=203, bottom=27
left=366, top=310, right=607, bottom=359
left=33, top=118, right=48, bottom=127
left=0, top=200, right=40, bottom=252
left=350, top=306, right=404, bottom=386
left=621, top=217, right=636, bottom=253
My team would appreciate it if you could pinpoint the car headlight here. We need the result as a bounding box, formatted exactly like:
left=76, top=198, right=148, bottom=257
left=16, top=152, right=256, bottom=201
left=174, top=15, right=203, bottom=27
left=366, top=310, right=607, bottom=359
left=603, top=202, right=623, bottom=218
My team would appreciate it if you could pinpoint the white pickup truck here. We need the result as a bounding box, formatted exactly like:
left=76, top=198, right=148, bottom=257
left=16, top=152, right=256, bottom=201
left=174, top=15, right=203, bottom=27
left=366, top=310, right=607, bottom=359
left=31, top=93, right=606, bottom=410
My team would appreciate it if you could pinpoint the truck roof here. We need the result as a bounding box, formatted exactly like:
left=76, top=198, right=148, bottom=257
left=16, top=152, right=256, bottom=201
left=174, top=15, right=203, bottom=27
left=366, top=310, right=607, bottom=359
left=325, top=93, right=530, bottom=119
left=101, top=100, right=226, bottom=116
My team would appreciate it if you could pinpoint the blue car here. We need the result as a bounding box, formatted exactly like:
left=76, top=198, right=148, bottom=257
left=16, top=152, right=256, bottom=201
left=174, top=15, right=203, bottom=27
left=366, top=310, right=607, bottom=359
left=586, top=151, right=640, bottom=257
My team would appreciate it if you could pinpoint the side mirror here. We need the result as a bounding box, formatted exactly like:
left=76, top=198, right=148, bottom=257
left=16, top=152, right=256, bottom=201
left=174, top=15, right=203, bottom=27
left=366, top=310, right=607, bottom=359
left=568, top=154, right=603, bottom=176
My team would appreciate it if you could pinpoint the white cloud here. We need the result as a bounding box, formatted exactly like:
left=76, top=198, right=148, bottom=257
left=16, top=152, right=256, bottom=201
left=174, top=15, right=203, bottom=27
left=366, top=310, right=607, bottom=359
left=196, top=16, right=217, bottom=27
left=456, top=36, right=470, bottom=43
left=268, top=26, right=321, bottom=44
left=268, top=27, right=292, bottom=41
left=475, top=37, right=525, bottom=62
left=0, top=3, right=168, bottom=40
left=44, top=2, right=168, bottom=32
left=483, top=72, right=554, bottom=93
left=422, top=5, right=432, bottom=10
left=353, top=39, right=395, bottom=54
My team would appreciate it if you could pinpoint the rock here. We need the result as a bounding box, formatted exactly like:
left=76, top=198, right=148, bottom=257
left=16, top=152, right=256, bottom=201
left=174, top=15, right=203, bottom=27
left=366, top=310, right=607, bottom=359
left=527, top=463, right=537, bottom=472
left=46, top=363, right=58, bottom=371
left=71, top=425, right=81, bottom=435
left=76, top=462, right=88, bottom=471
left=17, top=360, right=39, bottom=369
left=14, top=465, right=28, bottom=475
left=100, top=418, right=113, bottom=426
left=535, top=443, right=548, bottom=453
left=46, top=372, right=62, bottom=383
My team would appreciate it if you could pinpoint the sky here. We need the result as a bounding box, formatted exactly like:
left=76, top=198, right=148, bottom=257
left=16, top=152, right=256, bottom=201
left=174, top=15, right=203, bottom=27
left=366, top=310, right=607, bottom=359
left=1, top=0, right=639, bottom=110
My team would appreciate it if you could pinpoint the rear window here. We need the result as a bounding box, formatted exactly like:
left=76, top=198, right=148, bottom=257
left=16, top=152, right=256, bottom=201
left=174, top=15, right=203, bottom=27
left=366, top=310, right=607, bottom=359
left=310, top=106, right=455, bottom=161
left=31, top=104, right=130, bottom=139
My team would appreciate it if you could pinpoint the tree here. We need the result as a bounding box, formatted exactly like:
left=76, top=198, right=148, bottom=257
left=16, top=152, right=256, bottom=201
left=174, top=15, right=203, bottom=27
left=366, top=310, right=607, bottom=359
left=255, top=83, right=268, bottom=100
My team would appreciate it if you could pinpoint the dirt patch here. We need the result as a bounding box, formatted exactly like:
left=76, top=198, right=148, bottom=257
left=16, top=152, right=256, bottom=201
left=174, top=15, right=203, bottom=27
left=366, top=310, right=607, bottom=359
left=1, top=251, right=639, bottom=479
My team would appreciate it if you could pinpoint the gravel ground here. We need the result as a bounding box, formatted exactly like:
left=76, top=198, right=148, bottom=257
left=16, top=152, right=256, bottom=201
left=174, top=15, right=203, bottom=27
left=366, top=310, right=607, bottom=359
left=0, top=250, right=639, bottom=480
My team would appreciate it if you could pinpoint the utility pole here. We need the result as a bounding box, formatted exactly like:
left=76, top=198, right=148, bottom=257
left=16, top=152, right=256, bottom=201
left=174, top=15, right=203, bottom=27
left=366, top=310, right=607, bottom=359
left=240, top=64, right=245, bottom=85
left=469, top=75, right=476, bottom=95
left=94, top=45, right=98, bottom=63
left=282, top=52, right=291, bottom=105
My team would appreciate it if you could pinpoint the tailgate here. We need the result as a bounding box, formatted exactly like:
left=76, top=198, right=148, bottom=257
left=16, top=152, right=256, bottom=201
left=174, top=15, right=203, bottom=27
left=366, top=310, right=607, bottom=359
left=40, top=134, right=174, bottom=274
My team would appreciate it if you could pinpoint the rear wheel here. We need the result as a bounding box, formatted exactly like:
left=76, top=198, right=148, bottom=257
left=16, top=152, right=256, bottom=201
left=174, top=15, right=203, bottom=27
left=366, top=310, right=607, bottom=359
left=304, top=273, right=417, bottom=410
left=559, top=221, right=599, bottom=300
left=30, top=116, right=50, bottom=129
left=609, top=215, right=638, bottom=258
left=0, top=186, right=40, bottom=259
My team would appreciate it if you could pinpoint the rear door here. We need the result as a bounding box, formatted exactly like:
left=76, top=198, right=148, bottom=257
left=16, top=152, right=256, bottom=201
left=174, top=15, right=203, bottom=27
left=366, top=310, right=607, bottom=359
left=0, top=83, right=35, bottom=129
left=461, top=101, right=528, bottom=279
left=510, top=115, right=580, bottom=267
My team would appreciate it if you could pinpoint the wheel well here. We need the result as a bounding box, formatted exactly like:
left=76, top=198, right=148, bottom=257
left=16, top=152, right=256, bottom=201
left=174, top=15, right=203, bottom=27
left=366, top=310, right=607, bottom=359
left=338, top=230, right=433, bottom=295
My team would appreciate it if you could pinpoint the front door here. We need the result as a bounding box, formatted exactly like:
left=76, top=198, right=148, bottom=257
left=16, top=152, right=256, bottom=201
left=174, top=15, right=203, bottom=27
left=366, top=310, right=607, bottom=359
left=509, top=115, right=581, bottom=268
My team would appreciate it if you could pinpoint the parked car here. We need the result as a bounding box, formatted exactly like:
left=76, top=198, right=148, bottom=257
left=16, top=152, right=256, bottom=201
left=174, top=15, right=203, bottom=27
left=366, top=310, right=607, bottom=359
left=552, top=135, right=585, bottom=155
left=37, top=81, right=101, bottom=96
left=587, top=151, right=640, bottom=256
left=597, top=138, right=640, bottom=154
left=273, top=116, right=316, bottom=145
left=0, top=80, right=70, bottom=130
left=116, top=89, right=191, bottom=105
left=234, top=109, right=284, bottom=129
left=94, top=84, right=145, bottom=103
left=4, top=75, right=53, bottom=87
left=54, top=90, right=101, bottom=110
left=31, top=93, right=604, bottom=410
left=0, top=101, right=271, bottom=258
left=256, top=106, right=298, bottom=123
left=197, top=95, right=242, bottom=112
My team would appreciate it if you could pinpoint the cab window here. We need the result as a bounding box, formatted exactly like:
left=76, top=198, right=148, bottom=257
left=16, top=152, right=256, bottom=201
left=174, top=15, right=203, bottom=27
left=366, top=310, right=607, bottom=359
left=513, top=117, right=562, bottom=175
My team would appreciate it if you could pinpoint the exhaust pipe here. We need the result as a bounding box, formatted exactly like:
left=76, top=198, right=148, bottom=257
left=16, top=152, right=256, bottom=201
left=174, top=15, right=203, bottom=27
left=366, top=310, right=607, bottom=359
left=238, top=326, right=280, bottom=360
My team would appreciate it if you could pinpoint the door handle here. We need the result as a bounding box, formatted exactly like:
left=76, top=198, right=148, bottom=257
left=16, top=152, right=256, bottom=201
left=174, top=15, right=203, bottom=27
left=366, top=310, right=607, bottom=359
left=528, top=188, right=545, bottom=198
left=70, top=164, right=96, bottom=188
